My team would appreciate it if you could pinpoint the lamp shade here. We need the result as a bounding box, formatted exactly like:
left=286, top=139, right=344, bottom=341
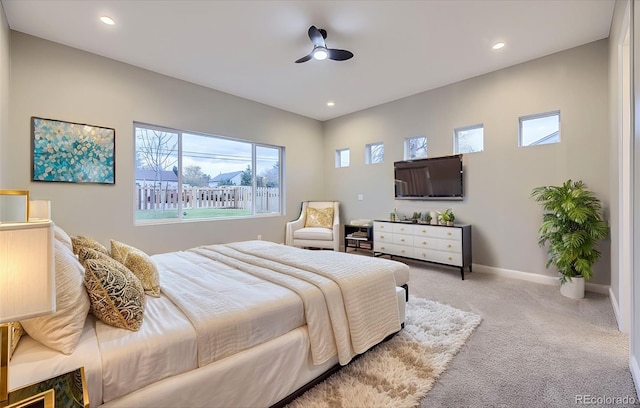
left=0, top=219, right=55, bottom=323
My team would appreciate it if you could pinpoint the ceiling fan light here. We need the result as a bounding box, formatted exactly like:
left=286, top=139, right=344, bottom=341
left=313, top=47, right=328, bottom=61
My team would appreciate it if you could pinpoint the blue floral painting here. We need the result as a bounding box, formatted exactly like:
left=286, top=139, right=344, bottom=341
left=32, top=117, right=115, bottom=184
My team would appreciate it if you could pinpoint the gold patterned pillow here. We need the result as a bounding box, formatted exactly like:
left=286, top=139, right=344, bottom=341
left=8, top=322, right=23, bottom=360
left=84, top=258, right=145, bottom=331
left=78, top=246, right=113, bottom=266
left=71, top=236, right=109, bottom=256
left=305, top=207, right=334, bottom=229
left=110, top=240, right=161, bottom=297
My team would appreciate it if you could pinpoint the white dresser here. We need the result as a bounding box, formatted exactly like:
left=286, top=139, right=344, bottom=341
left=373, top=221, right=472, bottom=279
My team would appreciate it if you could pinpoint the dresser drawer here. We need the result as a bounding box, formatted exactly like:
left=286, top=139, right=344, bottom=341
left=437, top=239, right=462, bottom=253
left=374, top=231, right=392, bottom=243
left=437, top=227, right=461, bottom=241
left=436, top=251, right=463, bottom=267
left=393, top=234, right=413, bottom=246
left=414, top=237, right=437, bottom=250
left=414, top=248, right=440, bottom=262
left=392, top=223, right=413, bottom=234
left=414, top=225, right=440, bottom=238
left=374, top=222, right=392, bottom=232
left=391, top=244, right=413, bottom=258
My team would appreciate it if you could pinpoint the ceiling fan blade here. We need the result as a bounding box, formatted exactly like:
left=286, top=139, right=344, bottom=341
left=328, top=49, right=354, bottom=61
left=295, top=53, right=313, bottom=63
left=308, top=26, right=326, bottom=47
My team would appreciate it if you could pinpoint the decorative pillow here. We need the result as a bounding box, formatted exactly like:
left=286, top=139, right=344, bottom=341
left=84, top=257, right=145, bottom=331
left=78, top=246, right=113, bottom=266
left=8, top=322, right=23, bottom=360
left=71, top=235, right=110, bottom=256
left=305, top=207, right=334, bottom=229
left=20, top=240, right=91, bottom=355
left=54, top=225, right=74, bottom=253
left=110, top=240, right=161, bottom=297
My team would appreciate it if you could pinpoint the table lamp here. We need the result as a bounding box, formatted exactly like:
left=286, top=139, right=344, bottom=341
left=0, top=219, right=55, bottom=406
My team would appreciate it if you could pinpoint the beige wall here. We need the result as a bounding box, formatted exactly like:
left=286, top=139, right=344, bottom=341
left=324, top=40, right=611, bottom=284
left=5, top=32, right=324, bottom=254
left=0, top=5, right=9, bottom=186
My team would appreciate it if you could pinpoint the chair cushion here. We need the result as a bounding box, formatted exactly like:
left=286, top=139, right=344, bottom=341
left=294, top=227, right=333, bottom=241
left=305, top=207, right=334, bottom=228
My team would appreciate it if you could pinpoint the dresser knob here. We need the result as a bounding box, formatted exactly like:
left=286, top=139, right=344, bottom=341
left=422, top=229, right=426, bottom=233
left=422, top=241, right=427, bottom=245
left=448, top=257, right=453, bottom=260
left=401, top=239, right=405, bottom=242
left=447, top=232, right=452, bottom=236
left=447, top=244, right=452, bottom=248
left=381, top=246, right=385, bottom=250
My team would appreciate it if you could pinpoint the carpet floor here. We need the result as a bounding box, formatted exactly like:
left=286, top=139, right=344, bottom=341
left=287, top=296, right=481, bottom=408
left=402, top=260, right=640, bottom=408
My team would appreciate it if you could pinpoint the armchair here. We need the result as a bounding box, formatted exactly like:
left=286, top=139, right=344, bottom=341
left=285, top=201, right=340, bottom=251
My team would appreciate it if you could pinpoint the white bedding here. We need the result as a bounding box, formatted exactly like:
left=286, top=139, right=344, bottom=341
left=96, top=294, right=198, bottom=403
left=10, top=240, right=409, bottom=407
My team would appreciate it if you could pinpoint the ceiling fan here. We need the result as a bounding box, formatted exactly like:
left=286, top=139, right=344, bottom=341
left=295, top=25, right=354, bottom=63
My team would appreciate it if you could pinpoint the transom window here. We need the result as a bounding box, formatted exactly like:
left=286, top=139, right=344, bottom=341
left=519, top=111, right=560, bottom=147
left=454, top=124, right=484, bottom=154
left=134, top=123, right=283, bottom=223
left=404, top=136, right=427, bottom=160
left=365, top=142, right=384, bottom=164
left=336, top=148, right=350, bottom=168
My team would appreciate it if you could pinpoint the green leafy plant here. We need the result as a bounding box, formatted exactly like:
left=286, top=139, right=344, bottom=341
left=531, top=180, right=608, bottom=284
left=440, top=209, right=455, bottom=223
left=423, top=213, right=432, bottom=223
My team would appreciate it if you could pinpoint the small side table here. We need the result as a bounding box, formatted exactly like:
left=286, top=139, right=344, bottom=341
left=344, top=224, right=373, bottom=253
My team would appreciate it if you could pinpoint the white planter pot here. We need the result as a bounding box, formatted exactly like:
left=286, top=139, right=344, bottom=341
left=560, top=276, right=585, bottom=299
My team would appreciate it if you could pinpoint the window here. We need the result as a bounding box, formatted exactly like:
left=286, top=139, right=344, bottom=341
left=365, top=142, right=384, bottom=164
left=134, top=123, right=283, bottom=223
left=336, top=148, right=350, bottom=168
left=404, top=136, right=427, bottom=160
left=519, top=111, right=560, bottom=146
left=454, top=124, right=484, bottom=154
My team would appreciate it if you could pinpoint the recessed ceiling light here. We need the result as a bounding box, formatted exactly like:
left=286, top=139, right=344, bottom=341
left=100, top=16, right=115, bottom=25
left=492, top=42, right=505, bottom=50
left=327, top=101, right=335, bottom=107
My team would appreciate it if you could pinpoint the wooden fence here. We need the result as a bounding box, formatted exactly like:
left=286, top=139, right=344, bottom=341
left=136, top=186, right=279, bottom=212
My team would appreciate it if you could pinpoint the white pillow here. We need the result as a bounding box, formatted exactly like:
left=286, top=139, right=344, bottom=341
left=54, top=224, right=74, bottom=253
left=20, top=240, right=90, bottom=354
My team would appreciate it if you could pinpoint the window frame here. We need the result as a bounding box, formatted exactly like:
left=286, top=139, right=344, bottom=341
left=365, top=142, right=384, bottom=164
left=454, top=124, right=484, bottom=154
left=518, top=110, right=561, bottom=147
left=335, top=148, right=350, bottom=168
left=134, top=122, right=284, bottom=225
left=404, top=136, right=427, bottom=160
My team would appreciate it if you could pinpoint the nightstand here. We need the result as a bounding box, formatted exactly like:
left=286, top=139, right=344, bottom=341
left=344, top=224, right=373, bottom=253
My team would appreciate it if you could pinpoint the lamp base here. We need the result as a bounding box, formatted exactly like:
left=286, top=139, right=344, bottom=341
left=1, top=323, right=9, bottom=407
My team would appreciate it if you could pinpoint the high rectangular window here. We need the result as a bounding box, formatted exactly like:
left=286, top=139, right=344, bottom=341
left=365, top=142, right=384, bottom=164
left=454, top=124, right=484, bottom=154
left=134, top=123, right=283, bottom=223
left=519, top=111, right=560, bottom=146
left=404, top=136, right=427, bottom=160
left=336, top=148, right=350, bottom=168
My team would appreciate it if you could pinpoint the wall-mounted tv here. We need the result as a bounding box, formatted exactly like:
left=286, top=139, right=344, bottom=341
left=394, top=154, right=463, bottom=200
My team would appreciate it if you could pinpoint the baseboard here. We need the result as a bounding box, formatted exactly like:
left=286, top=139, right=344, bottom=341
left=472, top=264, right=610, bottom=295
left=630, top=355, right=640, bottom=399
left=609, top=288, right=624, bottom=332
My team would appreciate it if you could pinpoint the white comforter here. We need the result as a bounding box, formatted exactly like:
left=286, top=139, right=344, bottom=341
left=163, top=240, right=402, bottom=366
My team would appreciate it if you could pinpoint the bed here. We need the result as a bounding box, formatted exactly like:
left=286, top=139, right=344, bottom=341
left=9, top=230, right=410, bottom=408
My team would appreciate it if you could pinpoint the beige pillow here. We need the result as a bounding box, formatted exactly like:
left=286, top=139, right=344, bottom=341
left=84, top=257, right=145, bottom=331
left=54, top=224, right=73, bottom=253
left=305, top=207, right=334, bottom=228
left=20, top=240, right=91, bottom=355
left=8, top=322, right=24, bottom=360
left=71, top=235, right=109, bottom=256
left=111, top=240, right=161, bottom=297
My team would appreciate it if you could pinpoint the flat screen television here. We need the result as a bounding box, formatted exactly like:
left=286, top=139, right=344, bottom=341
left=394, top=154, right=463, bottom=200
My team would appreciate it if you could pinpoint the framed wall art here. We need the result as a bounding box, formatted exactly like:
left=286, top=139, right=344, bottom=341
left=31, top=117, right=115, bottom=184
left=8, top=367, right=89, bottom=408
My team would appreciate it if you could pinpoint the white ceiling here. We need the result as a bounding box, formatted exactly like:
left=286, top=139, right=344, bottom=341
left=1, top=0, right=614, bottom=121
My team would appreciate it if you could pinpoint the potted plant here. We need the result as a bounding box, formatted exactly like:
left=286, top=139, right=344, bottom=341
left=440, top=209, right=455, bottom=226
left=531, top=180, right=608, bottom=299
left=423, top=213, right=433, bottom=225
left=411, top=212, right=422, bottom=223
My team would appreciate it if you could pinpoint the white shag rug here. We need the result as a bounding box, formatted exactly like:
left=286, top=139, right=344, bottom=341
left=287, top=296, right=482, bottom=408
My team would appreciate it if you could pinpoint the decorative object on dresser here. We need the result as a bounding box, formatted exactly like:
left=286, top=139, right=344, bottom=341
left=0, top=217, right=55, bottom=406
left=373, top=220, right=472, bottom=279
left=285, top=201, right=340, bottom=251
